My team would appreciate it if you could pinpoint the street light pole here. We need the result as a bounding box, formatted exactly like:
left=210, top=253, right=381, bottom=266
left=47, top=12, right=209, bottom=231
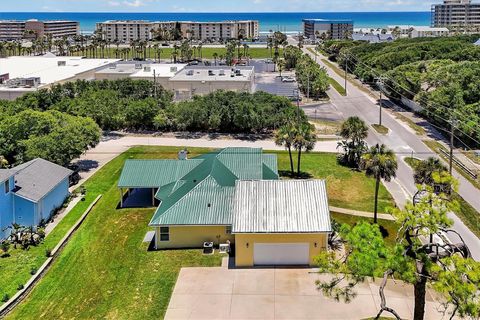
left=449, top=118, right=457, bottom=175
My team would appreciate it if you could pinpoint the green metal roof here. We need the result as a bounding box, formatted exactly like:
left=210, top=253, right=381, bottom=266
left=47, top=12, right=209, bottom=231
left=118, top=159, right=203, bottom=188
left=116, top=147, right=280, bottom=226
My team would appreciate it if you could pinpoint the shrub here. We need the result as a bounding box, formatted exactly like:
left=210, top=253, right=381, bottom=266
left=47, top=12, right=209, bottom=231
left=30, top=266, right=38, bottom=275
left=2, top=294, right=9, bottom=302
left=17, top=284, right=24, bottom=291
left=45, top=248, right=52, bottom=257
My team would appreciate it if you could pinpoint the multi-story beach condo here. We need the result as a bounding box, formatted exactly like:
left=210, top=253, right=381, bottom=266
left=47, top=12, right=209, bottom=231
left=96, top=20, right=259, bottom=42
left=303, top=19, right=354, bottom=40
left=432, top=0, right=480, bottom=29
left=0, top=19, right=79, bottom=40
left=180, top=20, right=259, bottom=41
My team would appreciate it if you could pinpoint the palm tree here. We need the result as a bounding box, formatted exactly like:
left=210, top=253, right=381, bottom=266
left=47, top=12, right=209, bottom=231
left=277, top=59, right=286, bottom=78
left=361, top=144, right=398, bottom=223
left=213, top=52, right=218, bottom=66
left=275, top=124, right=297, bottom=176
left=338, top=116, right=369, bottom=167
left=293, top=123, right=317, bottom=177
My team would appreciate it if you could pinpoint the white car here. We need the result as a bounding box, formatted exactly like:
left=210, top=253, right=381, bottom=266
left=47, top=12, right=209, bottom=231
left=282, top=76, right=296, bottom=83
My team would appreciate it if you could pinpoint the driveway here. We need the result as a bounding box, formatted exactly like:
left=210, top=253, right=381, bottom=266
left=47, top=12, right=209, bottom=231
left=165, top=264, right=445, bottom=320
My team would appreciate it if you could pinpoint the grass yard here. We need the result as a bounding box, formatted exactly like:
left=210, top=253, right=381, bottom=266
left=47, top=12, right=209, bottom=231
left=394, top=113, right=426, bottom=136
left=72, top=47, right=278, bottom=60
left=275, top=151, right=394, bottom=213
left=310, top=119, right=342, bottom=135
left=7, top=147, right=394, bottom=319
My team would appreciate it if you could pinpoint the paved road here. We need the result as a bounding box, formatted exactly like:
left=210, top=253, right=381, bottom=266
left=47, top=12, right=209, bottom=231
left=303, top=47, right=480, bottom=260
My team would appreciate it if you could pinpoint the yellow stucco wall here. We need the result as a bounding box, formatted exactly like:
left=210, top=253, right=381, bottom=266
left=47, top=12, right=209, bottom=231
left=155, top=225, right=235, bottom=249
left=235, top=233, right=328, bottom=267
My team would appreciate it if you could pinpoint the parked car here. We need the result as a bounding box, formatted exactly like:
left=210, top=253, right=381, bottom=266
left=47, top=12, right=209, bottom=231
left=282, top=76, right=296, bottom=83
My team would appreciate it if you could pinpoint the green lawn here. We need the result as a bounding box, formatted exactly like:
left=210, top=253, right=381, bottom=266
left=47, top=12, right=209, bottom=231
left=72, top=47, right=278, bottom=60
left=6, top=147, right=394, bottom=319
left=275, top=151, right=394, bottom=213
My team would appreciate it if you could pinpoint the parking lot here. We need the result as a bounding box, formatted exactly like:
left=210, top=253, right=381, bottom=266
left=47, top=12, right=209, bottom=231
left=251, top=60, right=298, bottom=98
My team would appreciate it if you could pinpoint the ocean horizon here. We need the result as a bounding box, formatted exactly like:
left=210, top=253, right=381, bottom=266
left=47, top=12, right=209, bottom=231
left=0, top=12, right=432, bottom=34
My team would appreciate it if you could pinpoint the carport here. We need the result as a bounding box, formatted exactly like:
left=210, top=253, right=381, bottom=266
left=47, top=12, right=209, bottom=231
left=117, top=158, right=204, bottom=208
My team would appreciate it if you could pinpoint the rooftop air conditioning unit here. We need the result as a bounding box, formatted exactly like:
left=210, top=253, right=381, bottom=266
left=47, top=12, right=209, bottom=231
left=109, top=64, right=117, bottom=69
left=186, top=70, right=194, bottom=76
left=57, top=61, right=66, bottom=67
left=219, top=70, right=225, bottom=76
left=170, top=66, right=178, bottom=73
left=143, top=66, right=151, bottom=72
left=208, top=70, right=215, bottom=76
left=135, top=63, right=142, bottom=69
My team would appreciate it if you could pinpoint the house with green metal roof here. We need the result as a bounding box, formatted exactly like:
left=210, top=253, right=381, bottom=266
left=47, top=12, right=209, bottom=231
left=118, top=147, right=331, bottom=267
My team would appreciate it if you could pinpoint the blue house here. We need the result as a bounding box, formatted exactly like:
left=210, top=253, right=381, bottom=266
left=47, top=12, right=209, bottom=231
left=0, top=158, right=72, bottom=239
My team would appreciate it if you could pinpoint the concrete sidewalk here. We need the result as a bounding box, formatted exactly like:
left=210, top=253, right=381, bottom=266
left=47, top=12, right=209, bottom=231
left=165, top=266, right=447, bottom=320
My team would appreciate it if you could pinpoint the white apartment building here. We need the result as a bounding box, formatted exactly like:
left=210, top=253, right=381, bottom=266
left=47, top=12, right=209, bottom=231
left=432, top=0, right=480, bottom=29
left=388, top=25, right=450, bottom=38
left=0, top=19, right=79, bottom=41
left=96, top=20, right=259, bottom=43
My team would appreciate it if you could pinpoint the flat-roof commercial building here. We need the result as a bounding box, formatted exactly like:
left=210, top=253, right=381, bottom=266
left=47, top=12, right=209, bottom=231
left=388, top=25, right=450, bottom=38
left=94, top=63, right=255, bottom=100
left=303, top=19, right=354, bottom=40
left=0, top=19, right=79, bottom=41
left=96, top=20, right=259, bottom=43
left=432, top=0, right=480, bottom=29
left=0, top=55, right=119, bottom=100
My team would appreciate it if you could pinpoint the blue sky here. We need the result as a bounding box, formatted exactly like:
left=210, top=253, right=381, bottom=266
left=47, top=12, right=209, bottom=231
left=1, top=0, right=435, bottom=12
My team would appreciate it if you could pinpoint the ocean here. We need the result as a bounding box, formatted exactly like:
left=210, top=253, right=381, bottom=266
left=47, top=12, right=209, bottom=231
left=0, top=12, right=431, bottom=34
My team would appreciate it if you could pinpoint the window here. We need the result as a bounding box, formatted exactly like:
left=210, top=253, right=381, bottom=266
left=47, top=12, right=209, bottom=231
left=4, top=179, right=9, bottom=194
left=225, top=226, right=232, bottom=235
left=160, top=227, right=170, bottom=241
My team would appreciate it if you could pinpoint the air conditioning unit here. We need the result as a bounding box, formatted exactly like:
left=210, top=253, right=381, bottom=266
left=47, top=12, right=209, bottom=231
left=186, top=70, right=194, bottom=76
left=219, top=70, right=225, bottom=76
left=109, top=64, right=117, bottom=69
left=208, top=70, right=215, bottom=76
left=143, top=66, right=151, bottom=72
left=135, top=63, right=142, bottom=69
left=170, top=67, right=178, bottom=73
left=57, top=61, right=66, bottom=67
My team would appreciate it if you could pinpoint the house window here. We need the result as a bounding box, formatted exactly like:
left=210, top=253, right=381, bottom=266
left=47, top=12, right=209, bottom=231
left=160, top=227, right=170, bottom=241
left=4, top=179, right=9, bottom=194
left=225, top=226, right=232, bottom=234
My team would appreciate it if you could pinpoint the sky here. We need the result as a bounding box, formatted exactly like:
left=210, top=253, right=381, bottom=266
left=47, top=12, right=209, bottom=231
left=0, top=0, right=437, bottom=12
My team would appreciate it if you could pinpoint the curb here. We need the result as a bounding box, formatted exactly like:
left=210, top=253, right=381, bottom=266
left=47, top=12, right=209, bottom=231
left=0, top=194, right=103, bottom=318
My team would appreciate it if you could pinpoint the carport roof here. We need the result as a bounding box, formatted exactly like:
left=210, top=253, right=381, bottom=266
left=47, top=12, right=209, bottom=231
left=232, top=180, right=331, bottom=233
left=118, top=159, right=204, bottom=188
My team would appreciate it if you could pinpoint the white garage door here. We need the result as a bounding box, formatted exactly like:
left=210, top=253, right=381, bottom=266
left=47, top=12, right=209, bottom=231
left=253, top=243, right=309, bottom=265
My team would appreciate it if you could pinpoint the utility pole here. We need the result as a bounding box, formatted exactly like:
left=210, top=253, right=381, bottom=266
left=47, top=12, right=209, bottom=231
left=295, top=89, right=300, bottom=129
left=449, top=118, right=456, bottom=175
left=344, top=54, right=348, bottom=95
left=153, top=69, right=157, bottom=98
left=307, top=72, right=310, bottom=101
left=377, top=77, right=384, bottom=126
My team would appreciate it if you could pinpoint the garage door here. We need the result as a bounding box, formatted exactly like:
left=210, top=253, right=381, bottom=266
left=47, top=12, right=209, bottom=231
left=253, top=243, right=309, bottom=265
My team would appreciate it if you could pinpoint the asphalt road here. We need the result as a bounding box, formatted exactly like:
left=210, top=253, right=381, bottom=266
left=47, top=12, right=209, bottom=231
left=302, top=47, right=480, bottom=260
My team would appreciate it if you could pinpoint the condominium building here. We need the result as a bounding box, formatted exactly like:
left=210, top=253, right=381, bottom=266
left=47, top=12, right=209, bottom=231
left=96, top=20, right=259, bottom=42
left=181, top=20, right=259, bottom=41
left=432, top=0, right=480, bottom=28
left=303, top=19, right=354, bottom=40
left=0, top=19, right=79, bottom=40
left=388, top=25, right=450, bottom=38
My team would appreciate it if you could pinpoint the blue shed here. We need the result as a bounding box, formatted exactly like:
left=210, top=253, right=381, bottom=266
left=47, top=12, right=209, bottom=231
left=0, top=159, right=72, bottom=239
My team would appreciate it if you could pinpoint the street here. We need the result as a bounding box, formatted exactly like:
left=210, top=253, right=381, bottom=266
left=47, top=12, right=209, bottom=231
left=302, top=45, right=480, bottom=260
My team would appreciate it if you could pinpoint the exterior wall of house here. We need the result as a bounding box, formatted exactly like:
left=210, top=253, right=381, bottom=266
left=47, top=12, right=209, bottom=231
left=13, top=196, right=36, bottom=227
left=0, top=176, right=15, bottom=239
left=37, top=178, right=69, bottom=224
left=234, top=233, right=328, bottom=267
left=154, top=225, right=235, bottom=249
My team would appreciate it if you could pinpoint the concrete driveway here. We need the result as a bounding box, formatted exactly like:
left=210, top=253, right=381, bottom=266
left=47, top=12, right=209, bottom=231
left=165, top=264, right=446, bottom=320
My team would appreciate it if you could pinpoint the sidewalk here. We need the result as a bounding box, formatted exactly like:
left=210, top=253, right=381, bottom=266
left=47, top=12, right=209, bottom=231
left=330, top=206, right=396, bottom=221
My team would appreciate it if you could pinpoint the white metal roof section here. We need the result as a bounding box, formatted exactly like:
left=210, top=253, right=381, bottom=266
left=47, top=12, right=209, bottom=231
left=232, top=180, right=332, bottom=234
left=0, top=56, right=120, bottom=88
left=130, top=64, right=187, bottom=79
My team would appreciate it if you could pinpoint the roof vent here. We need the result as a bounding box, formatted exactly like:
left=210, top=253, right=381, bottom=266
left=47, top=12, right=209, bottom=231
left=178, top=149, right=188, bottom=160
